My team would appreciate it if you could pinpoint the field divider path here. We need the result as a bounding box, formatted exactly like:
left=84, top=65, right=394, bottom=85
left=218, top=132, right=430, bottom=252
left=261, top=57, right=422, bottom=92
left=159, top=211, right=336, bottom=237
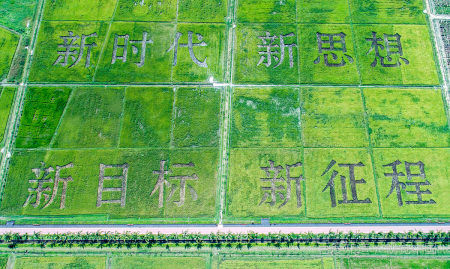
left=2, top=223, right=450, bottom=235
left=0, top=0, right=46, bottom=201
left=216, top=0, right=237, bottom=226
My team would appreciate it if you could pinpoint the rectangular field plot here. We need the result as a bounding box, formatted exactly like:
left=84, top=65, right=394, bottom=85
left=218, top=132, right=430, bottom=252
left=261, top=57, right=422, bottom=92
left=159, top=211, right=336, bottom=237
left=302, top=87, right=368, bottom=148
left=94, top=22, right=175, bottom=83
left=28, top=21, right=109, bottom=83
left=119, top=87, right=173, bottom=148
left=237, top=0, right=297, bottom=23
left=0, top=27, right=19, bottom=81
left=298, top=0, right=350, bottom=24
left=52, top=87, right=124, bottom=149
left=298, top=24, right=359, bottom=85
left=364, top=88, right=450, bottom=148
left=227, top=148, right=305, bottom=219
left=177, top=0, right=227, bottom=23
left=16, top=87, right=71, bottom=148
left=114, top=0, right=177, bottom=22
left=43, top=0, right=117, bottom=21
left=304, top=148, right=380, bottom=218
left=113, top=257, right=205, bottom=269
left=172, top=23, right=226, bottom=83
left=231, top=87, right=301, bottom=148
left=13, top=256, right=106, bottom=269
left=218, top=257, right=333, bottom=269
left=234, top=24, right=299, bottom=84
left=172, top=87, right=222, bottom=148
left=373, top=148, right=450, bottom=218
left=353, top=25, right=439, bottom=85
left=1, top=148, right=219, bottom=220
left=349, top=0, right=426, bottom=24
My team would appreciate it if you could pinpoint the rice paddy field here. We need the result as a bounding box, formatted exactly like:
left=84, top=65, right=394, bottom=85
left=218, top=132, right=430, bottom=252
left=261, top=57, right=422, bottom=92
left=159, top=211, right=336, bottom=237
left=0, top=0, right=450, bottom=226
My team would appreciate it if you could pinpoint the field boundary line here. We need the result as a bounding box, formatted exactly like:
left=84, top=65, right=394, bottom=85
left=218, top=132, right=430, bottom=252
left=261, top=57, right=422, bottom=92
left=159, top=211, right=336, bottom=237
left=169, top=87, right=177, bottom=149
left=359, top=88, right=383, bottom=218
left=48, top=87, right=75, bottom=148
left=92, top=0, right=120, bottom=81
left=0, top=0, right=46, bottom=205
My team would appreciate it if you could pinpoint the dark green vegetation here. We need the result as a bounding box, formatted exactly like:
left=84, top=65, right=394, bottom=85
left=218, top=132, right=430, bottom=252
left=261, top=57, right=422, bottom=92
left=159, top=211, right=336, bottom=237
left=0, top=28, right=19, bottom=81
left=0, top=0, right=37, bottom=33
left=16, top=87, right=71, bottom=148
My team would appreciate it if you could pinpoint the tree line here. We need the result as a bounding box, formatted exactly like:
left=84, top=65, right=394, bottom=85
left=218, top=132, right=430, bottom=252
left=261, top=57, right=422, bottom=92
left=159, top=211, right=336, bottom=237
left=1, top=230, right=450, bottom=248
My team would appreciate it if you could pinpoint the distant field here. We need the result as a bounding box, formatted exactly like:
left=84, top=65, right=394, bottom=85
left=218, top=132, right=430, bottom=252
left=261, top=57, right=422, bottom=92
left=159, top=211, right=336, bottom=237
left=341, top=257, right=450, bottom=269
left=113, top=257, right=206, bottom=269
left=218, top=258, right=332, bottom=269
left=14, top=256, right=106, bottom=269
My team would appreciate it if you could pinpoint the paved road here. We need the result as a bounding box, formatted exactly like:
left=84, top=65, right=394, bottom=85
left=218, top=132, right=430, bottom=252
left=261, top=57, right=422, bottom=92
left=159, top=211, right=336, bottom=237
left=0, top=223, right=450, bottom=235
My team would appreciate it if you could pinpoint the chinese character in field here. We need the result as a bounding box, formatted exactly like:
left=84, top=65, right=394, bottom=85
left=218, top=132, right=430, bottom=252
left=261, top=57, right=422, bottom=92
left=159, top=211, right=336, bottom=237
left=366, top=32, right=409, bottom=67
left=167, top=31, right=208, bottom=67
left=383, top=160, right=435, bottom=206
left=53, top=31, right=97, bottom=68
left=322, top=160, right=371, bottom=208
left=259, top=161, right=304, bottom=209
left=97, top=163, right=129, bottom=208
left=257, top=31, right=297, bottom=68
left=313, top=32, right=354, bottom=67
left=111, top=31, right=153, bottom=67
left=23, top=162, right=74, bottom=209
left=150, top=160, right=199, bottom=208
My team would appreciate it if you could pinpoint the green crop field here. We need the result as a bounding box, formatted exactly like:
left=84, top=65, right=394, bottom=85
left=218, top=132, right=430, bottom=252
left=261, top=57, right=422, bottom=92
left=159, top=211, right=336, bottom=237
left=0, top=87, right=16, bottom=145
left=218, top=258, right=332, bottom=269
left=113, top=257, right=206, bottom=269
left=0, top=0, right=450, bottom=226
left=0, top=0, right=37, bottom=33
left=0, top=27, right=19, bottom=81
left=341, top=257, right=450, bottom=269
left=14, top=256, right=106, bottom=269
